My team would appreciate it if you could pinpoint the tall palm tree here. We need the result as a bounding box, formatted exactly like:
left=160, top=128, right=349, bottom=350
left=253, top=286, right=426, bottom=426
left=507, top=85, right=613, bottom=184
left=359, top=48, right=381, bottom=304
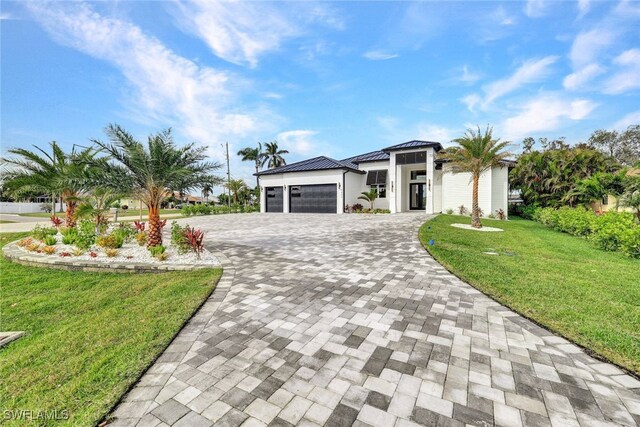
left=201, top=182, right=214, bottom=203
left=442, top=126, right=511, bottom=228
left=261, top=141, right=289, bottom=169
left=2, top=141, right=98, bottom=227
left=225, top=178, right=248, bottom=205
left=358, top=189, right=378, bottom=210
left=93, top=124, right=221, bottom=247
left=237, top=142, right=263, bottom=187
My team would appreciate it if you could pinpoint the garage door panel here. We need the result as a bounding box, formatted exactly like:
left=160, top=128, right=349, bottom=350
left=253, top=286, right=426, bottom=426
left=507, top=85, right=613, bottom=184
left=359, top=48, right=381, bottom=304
left=265, top=186, right=283, bottom=212
left=289, top=184, right=337, bottom=213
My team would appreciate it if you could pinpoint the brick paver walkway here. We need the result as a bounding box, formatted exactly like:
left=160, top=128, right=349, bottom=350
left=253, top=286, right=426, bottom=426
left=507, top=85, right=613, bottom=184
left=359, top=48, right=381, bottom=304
left=111, top=213, right=640, bottom=426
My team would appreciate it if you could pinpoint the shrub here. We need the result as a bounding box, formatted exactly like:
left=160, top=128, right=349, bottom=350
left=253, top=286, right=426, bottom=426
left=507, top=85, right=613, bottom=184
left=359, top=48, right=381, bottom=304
left=135, top=232, right=147, bottom=246
left=148, top=245, right=166, bottom=258
left=17, top=237, right=33, bottom=247
left=171, top=221, right=190, bottom=254
left=62, top=233, right=77, bottom=245
left=495, top=209, right=506, bottom=220
left=155, top=252, right=169, bottom=261
left=133, top=221, right=146, bottom=232
left=105, top=248, right=119, bottom=257
left=42, top=246, right=56, bottom=255
left=50, top=215, right=63, bottom=227
left=44, top=235, right=57, bottom=246
left=113, top=224, right=135, bottom=243
left=26, top=242, right=41, bottom=252
left=97, top=233, right=124, bottom=249
left=74, top=220, right=96, bottom=250
left=488, top=213, right=496, bottom=219
left=352, top=203, right=363, bottom=212
left=511, top=204, right=539, bottom=220
left=72, top=248, right=84, bottom=256
left=590, top=212, right=636, bottom=252
left=31, top=225, right=57, bottom=241
left=620, top=228, right=640, bottom=259
left=458, top=205, right=467, bottom=215
left=185, top=227, right=205, bottom=258
left=445, top=208, right=454, bottom=215
left=59, top=226, right=74, bottom=236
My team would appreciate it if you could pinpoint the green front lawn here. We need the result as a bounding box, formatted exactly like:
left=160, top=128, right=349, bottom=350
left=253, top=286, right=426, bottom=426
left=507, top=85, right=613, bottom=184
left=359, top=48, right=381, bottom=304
left=420, top=215, right=640, bottom=375
left=0, top=232, right=221, bottom=426
left=19, top=208, right=180, bottom=219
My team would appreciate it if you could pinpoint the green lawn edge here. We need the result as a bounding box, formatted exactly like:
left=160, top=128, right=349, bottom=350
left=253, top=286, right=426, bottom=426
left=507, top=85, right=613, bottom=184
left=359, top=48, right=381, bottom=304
left=419, top=215, right=640, bottom=376
left=0, top=232, right=223, bottom=426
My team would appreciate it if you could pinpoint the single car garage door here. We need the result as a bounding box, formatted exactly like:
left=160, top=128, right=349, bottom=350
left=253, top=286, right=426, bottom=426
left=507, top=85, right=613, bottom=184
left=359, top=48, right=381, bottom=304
left=265, top=186, right=284, bottom=212
left=289, top=184, right=337, bottom=213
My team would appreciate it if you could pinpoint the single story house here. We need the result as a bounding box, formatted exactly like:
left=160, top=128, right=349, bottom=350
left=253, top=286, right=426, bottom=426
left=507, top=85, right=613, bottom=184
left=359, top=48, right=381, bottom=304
left=256, top=140, right=512, bottom=215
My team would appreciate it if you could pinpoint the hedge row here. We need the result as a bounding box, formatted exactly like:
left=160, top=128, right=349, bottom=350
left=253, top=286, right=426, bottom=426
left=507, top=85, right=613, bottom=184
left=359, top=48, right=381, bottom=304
left=530, top=206, right=640, bottom=258
left=181, top=204, right=259, bottom=216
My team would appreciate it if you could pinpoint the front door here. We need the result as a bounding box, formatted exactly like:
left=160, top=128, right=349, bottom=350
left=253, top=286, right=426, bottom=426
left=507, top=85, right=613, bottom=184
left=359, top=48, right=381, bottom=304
left=409, top=183, right=426, bottom=210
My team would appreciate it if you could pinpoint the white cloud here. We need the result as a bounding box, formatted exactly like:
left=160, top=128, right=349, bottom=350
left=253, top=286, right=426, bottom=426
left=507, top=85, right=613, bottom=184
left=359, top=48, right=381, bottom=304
left=563, top=63, right=606, bottom=90
left=276, top=130, right=320, bottom=156
left=501, top=93, right=596, bottom=139
left=459, top=65, right=481, bottom=84
left=26, top=2, right=275, bottom=167
left=569, top=28, right=615, bottom=68
left=577, top=0, right=590, bottom=18
left=525, top=0, right=549, bottom=18
left=464, top=56, right=558, bottom=111
left=603, top=48, right=640, bottom=94
left=376, top=116, right=455, bottom=146
left=613, top=111, right=640, bottom=130
left=461, top=94, right=481, bottom=112
left=415, top=124, right=456, bottom=146
left=363, top=50, right=398, bottom=61
left=173, top=0, right=299, bottom=68
left=0, top=11, right=13, bottom=20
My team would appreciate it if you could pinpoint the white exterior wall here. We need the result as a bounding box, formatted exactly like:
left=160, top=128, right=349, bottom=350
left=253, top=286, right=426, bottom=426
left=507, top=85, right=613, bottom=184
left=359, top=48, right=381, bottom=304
left=344, top=171, right=364, bottom=210
left=0, top=202, right=66, bottom=214
left=441, top=165, right=493, bottom=215
left=348, top=161, right=390, bottom=210
left=433, top=170, right=443, bottom=213
left=258, top=169, right=346, bottom=214
left=491, top=166, right=509, bottom=217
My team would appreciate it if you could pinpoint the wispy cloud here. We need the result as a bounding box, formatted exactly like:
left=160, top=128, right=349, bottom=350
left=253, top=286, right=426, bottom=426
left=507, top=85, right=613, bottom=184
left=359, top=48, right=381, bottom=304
left=563, top=63, right=606, bottom=90
left=276, top=129, right=336, bottom=158
left=26, top=1, right=275, bottom=164
left=363, top=50, right=398, bottom=61
left=501, top=93, right=596, bottom=139
left=613, top=110, right=640, bottom=130
left=577, top=0, right=590, bottom=18
left=464, top=56, right=558, bottom=111
left=603, top=48, right=640, bottom=94
left=0, top=11, right=13, bottom=20
left=569, top=28, right=615, bottom=68
left=524, top=0, right=549, bottom=18
left=458, top=65, right=481, bottom=84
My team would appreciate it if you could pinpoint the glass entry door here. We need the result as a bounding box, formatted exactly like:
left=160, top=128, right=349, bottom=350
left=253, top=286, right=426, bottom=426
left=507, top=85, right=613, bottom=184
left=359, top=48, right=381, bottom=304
left=410, top=183, right=426, bottom=210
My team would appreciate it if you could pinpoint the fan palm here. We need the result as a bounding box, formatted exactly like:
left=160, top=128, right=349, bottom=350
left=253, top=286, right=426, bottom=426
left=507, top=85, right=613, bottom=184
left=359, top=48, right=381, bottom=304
left=237, top=143, right=263, bottom=187
left=93, top=124, right=221, bottom=247
left=261, top=141, right=289, bottom=169
left=442, top=126, right=511, bottom=228
left=2, top=141, right=98, bottom=227
left=358, top=189, right=378, bottom=210
left=201, top=182, right=214, bottom=203
left=225, top=178, right=248, bottom=205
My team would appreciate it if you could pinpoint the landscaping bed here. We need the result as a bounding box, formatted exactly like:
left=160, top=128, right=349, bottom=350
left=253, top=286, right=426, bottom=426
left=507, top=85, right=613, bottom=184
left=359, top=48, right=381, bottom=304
left=420, top=214, right=640, bottom=375
left=0, top=232, right=222, bottom=426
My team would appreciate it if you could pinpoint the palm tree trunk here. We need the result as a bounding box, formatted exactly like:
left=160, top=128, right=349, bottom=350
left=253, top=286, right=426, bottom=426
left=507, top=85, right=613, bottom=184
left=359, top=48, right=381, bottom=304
left=471, top=174, right=481, bottom=228
left=65, top=200, right=77, bottom=228
left=147, top=204, right=162, bottom=247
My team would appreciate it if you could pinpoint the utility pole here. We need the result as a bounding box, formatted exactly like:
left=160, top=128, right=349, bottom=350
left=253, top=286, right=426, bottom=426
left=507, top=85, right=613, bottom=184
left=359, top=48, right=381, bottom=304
left=226, top=142, right=231, bottom=210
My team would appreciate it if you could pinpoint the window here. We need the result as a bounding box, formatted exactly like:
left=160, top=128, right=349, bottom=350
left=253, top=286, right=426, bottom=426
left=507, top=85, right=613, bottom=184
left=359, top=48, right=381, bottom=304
left=366, top=170, right=387, bottom=185
left=411, top=170, right=426, bottom=181
left=602, top=195, right=609, bottom=205
left=371, top=184, right=386, bottom=198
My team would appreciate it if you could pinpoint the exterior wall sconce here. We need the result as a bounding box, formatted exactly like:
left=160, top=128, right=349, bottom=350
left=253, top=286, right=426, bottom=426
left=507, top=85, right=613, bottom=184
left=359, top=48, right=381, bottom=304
left=428, top=179, right=431, bottom=191
left=283, top=185, right=287, bottom=191
left=338, top=182, right=341, bottom=190
left=391, top=181, right=394, bottom=192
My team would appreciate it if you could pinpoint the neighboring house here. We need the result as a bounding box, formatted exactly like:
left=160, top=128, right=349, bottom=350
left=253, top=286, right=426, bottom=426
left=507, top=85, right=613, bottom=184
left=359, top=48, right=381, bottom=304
left=256, top=140, right=513, bottom=215
left=591, top=167, right=640, bottom=213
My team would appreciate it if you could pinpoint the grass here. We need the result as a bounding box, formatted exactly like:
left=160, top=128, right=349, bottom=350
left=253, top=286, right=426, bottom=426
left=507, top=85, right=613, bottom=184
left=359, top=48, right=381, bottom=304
left=420, top=215, right=640, bottom=375
left=19, top=208, right=180, bottom=219
left=0, top=232, right=222, bottom=426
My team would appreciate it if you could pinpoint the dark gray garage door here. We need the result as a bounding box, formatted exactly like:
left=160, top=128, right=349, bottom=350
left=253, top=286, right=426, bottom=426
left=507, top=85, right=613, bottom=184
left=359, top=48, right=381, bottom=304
left=265, top=186, right=283, bottom=212
left=289, top=184, right=337, bottom=213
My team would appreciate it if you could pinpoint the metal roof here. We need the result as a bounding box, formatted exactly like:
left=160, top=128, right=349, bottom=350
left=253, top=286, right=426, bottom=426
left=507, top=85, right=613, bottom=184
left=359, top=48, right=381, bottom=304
left=382, top=140, right=443, bottom=152
left=341, top=150, right=390, bottom=164
left=255, top=156, right=364, bottom=176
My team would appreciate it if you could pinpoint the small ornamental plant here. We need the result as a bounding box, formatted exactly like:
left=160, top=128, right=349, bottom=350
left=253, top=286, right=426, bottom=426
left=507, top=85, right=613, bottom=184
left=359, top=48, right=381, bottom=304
left=44, top=235, right=57, bottom=246
left=133, top=221, right=146, bottom=232
left=27, top=242, right=41, bottom=252
left=135, top=232, right=147, bottom=246
left=148, top=245, right=166, bottom=257
left=72, top=248, right=84, bottom=256
left=42, top=246, right=56, bottom=255
left=89, top=251, right=98, bottom=258
left=50, top=215, right=63, bottom=228
left=17, top=237, right=33, bottom=247
left=185, top=227, right=205, bottom=259
left=155, top=252, right=169, bottom=261
left=458, top=205, right=468, bottom=215
left=495, top=209, right=506, bottom=220
left=105, top=248, right=119, bottom=257
left=59, top=251, right=72, bottom=257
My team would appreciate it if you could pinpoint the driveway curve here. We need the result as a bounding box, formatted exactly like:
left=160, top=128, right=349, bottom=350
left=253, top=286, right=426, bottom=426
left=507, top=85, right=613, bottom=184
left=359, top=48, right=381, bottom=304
left=111, top=213, right=640, bottom=427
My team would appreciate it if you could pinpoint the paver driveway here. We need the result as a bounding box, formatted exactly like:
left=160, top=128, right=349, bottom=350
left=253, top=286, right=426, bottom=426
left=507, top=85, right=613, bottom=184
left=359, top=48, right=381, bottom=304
left=111, top=213, right=640, bottom=427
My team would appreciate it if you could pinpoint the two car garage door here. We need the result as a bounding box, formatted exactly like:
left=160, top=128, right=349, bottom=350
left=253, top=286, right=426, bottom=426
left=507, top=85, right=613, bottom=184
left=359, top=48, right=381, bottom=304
left=265, top=184, right=337, bottom=213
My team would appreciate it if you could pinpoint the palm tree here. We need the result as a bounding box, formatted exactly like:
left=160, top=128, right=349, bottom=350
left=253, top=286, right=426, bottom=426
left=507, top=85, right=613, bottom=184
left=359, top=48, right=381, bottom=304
left=261, top=141, right=289, bottom=169
left=442, top=126, right=511, bottom=228
left=225, top=178, right=248, bottom=205
left=2, top=142, right=98, bottom=228
left=358, top=189, right=378, bottom=210
left=201, top=182, right=214, bottom=203
left=237, top=142, right=263, bottom=187
left=93, top=124, right=221, bottom=247
left=74, top=187, right=122, bottom=234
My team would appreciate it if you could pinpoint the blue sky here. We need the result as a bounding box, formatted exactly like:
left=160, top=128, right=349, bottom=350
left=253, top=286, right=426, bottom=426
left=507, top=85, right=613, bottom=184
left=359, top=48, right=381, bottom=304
left=2, top=0, right=640, bottom=188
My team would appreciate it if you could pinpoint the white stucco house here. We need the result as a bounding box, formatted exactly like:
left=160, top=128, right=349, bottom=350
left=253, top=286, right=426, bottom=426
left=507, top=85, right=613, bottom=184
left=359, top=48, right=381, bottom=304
left=256, top=140, right=513, bottom=215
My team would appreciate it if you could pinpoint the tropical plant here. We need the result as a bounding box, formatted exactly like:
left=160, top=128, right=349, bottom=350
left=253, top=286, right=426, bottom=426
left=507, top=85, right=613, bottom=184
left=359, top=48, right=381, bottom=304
left=93, top=124, right=221, bottom=246
left=237, top=142, right=263, bottom=187
left=2, top=141, right=99, bottom=227
left=74, top=188, right=122, bottom=234
left=261, top=141, right=289, bottom=169
left=225, top=178, right=248, bottom=205
left=442, top=126, right=511, bottom=228
left=50, top=215, right=63, bottom=228
left=201, top=182, right=214, bottom=203
left=621, top=176, right=640, bottom=221
left=588, top=125, right=640, bottom=166
left=185, top=227, right=205, bottom=258
left=358, top=189, right=378, bottom=210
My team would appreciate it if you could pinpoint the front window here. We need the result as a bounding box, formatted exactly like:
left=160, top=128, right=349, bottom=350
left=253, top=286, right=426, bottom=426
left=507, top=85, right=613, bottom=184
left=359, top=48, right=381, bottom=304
left=411, top=170, right=426, bottom=181
left=371, top=184, right=386, bottom=198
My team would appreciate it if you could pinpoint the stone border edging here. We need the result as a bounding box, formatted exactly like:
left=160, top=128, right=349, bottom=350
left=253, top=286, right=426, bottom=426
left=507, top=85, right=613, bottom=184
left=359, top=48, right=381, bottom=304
left=2, top=241, right=217, bottom=273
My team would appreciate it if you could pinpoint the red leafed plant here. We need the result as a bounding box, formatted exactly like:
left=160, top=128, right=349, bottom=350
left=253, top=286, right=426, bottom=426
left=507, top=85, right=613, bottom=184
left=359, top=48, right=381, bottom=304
left=89, top=251, right=98, bottom=258
left=59, top=251, right=72, bottom=257
left=159, top=219, right=167, bottom=229
left=184, top=227, right=204, bottom=258
left=50, top=215, right=63, bottom=227
left=133, top=221, right=146, bottom=231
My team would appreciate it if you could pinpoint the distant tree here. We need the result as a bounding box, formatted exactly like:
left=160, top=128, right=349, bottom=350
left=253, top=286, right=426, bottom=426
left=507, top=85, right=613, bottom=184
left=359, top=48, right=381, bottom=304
left=201, top=182, right=213, bottom=203
left=237, top=142, right=264, bottom=187
left=225, top=178, right=248, bottom=205
left=358, top=189, right=378, bottom=210
left=261, top=141, right=289, bottom=169
left=442, top=126, right=511, bottom=228
left=588, top=125, right=640, bottom=166
left=522, top=137, right=535, bottom=154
